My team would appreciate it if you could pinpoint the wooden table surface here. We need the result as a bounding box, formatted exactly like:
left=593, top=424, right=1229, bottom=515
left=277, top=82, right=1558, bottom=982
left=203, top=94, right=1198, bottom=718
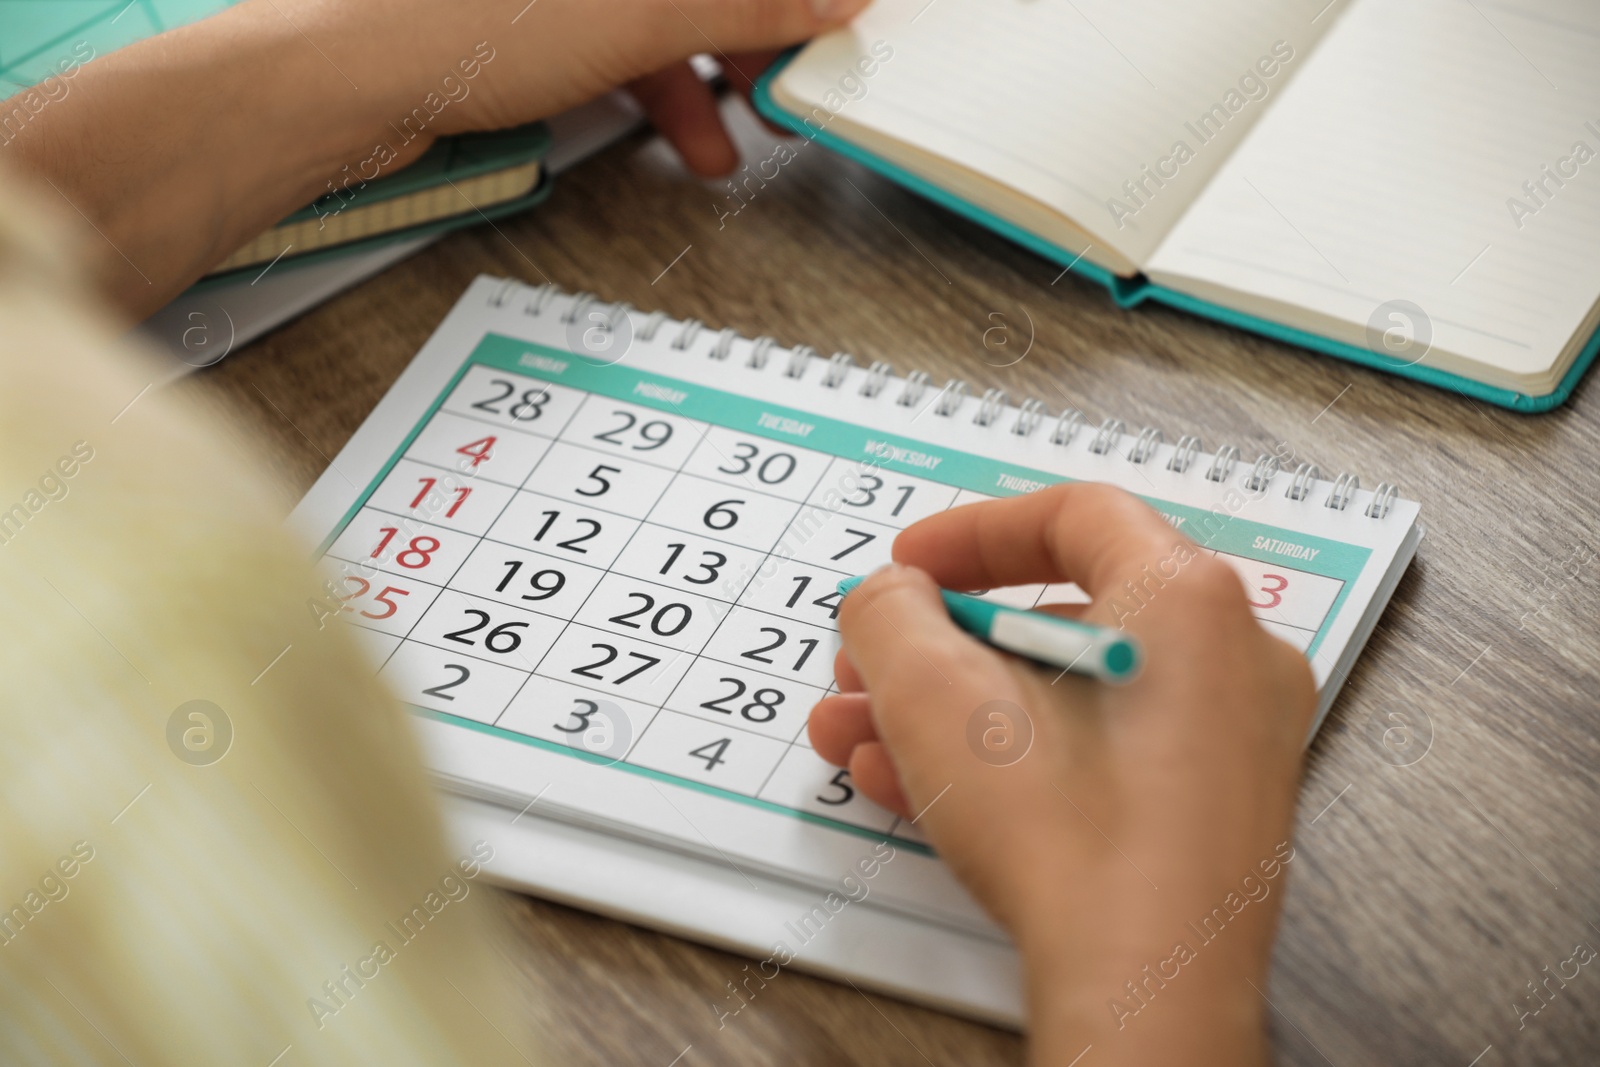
left=176, top=101, right=1600, bottom=1066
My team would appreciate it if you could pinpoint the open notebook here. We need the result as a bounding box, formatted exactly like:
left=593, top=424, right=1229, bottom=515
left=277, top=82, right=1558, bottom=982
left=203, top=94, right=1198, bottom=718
left=755, top=0, right=1600, bottom=410
left=289, top=277, right=1422, bottom=1024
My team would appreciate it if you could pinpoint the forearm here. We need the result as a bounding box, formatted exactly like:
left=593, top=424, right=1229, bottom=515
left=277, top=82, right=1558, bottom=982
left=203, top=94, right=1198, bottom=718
left=1, top=0, right=858, bottom=318
left=1027, top=975, right=1267, bottom=1067
left=2, top=1, right=429, bottom=317
left=1021, top=917, right=1271, bottom=1067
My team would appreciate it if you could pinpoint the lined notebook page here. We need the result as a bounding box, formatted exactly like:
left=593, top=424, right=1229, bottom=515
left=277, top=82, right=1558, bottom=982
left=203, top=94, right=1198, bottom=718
left=775, top=0, right=1338, bottom=267
left=1146, top=0, right=1600, bottom=391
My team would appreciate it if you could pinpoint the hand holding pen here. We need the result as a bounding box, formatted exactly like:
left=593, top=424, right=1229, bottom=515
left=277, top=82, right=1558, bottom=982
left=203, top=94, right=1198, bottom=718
left=810, top=482, right=1315, bottom=1067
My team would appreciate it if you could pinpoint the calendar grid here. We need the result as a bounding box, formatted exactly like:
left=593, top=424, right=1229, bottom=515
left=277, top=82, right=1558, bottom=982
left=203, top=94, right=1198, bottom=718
left=316, top=338, right=1373, bottom=849
left=510, top=476, right=691, bottom=747
left=620, top=467, right=797, bottom=784
left=500, top=408, right=787, bottom=754
left=337, top=371, right=933, bottom=836
left=513, top=393, right=655, bottom=670
left=455, top=381, right=863, bottom=814
left=366, top=382, right=590, bottom=675
left=633, top=424, right=834, bottom=779
left=478, top=388, right=730, bottom=755
left=334, top=517, right=890, bottom=675
left=483, top=389, right=688, bottom=745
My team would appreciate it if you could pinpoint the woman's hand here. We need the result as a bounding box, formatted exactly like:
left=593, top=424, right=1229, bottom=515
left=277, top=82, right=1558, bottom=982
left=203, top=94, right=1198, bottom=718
left=809, top=484, right=1317, bottom=1066
left=342, top=0, right=854, bottom=175
left=3, top=0, right=863, bottom=314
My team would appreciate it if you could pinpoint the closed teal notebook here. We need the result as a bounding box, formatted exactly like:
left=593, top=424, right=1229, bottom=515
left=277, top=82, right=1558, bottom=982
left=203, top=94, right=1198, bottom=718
left=752, top=54, right=1598, bottom=413
left=193, top=123, right=554, bottom=288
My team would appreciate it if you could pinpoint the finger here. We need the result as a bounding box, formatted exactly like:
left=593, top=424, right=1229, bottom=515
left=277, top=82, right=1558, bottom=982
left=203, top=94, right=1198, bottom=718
left=838, top=565, right=993, bottom=710
left=848, top=742, right=911, bottom=819
left=629, top=63, right=739, bottom=176
left=656, top=0, right=869, bottom=56
left=1032, top=601, right=1092, bottom=622
left=837, top=565, right=1008, bottom=777
left=808, top=692, right=876, bottom=766
left=717, top=49, right=785, bottom=94
left=719, top=48, right=799, bottom=138
left=832, top=647, right=864, bottom=692
left=892, top=482, right=1190, bottom=599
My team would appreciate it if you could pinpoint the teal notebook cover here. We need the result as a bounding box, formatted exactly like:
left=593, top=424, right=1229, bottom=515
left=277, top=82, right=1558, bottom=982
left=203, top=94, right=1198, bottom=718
left=190, top=170, right=554, bottom=290
left=752, top=53, right=1598, bottom=413
left=194, top=122, right=554, bottom=286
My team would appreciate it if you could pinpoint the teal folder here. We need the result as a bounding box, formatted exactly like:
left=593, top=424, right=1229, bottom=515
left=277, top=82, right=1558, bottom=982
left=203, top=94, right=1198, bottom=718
left=753, top=54, right=1599, bottom=413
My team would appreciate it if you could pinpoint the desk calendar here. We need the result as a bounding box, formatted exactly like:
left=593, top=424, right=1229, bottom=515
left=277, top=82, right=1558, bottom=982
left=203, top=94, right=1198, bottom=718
left=290, top=276, right=1422, bottom=1023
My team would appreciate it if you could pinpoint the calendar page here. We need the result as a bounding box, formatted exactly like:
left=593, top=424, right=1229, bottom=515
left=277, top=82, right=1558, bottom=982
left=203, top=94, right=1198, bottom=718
left=292, top=277, right=1420, bottom=927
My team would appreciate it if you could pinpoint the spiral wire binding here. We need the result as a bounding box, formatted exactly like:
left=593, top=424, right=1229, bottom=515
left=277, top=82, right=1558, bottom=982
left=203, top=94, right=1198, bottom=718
left=671, top=318, right=704, bottom=351
left=1206, top=445, right=1240, bottom=483
left=974, top=388, right=1008, bottom=427
left=1051, top=409, right=1085, bottom=446
left=1129, top=427, right=1163, bottom=464
left=1366, top=483, right=1397, bottom=519
left=488, top=278, right=518, bottom=307
left=785, top=344, right=819, bottom=379
left=532, top=290, right=557, bottom=319
left=1049, top=406, right=1088, bottom=444
left=1245, top=455, right=1280, bottom=493
left=821, top=352, right=854, bottom=388
left=492, top=283, right=1399, bottom=518
left=1326, top=473, right=1359, bottom=512
left=859, top=360, right=893, bottom=398
left=1013, top=398, right=1046, bottom=436
left=639, top=310, right=668, bottom=340
left=897, top=370, right=932, bottom=407
left=933, top=379, right=968, bottom=416
left=1287, top=463, right=1321, bottom=502
left=748, top=336, right=777, bottom=369
left=1089, top=418, right=1125, bottom=455
left=561, top=291, right=598, bottom=325
left=710, top=327, right=738, bottom=361
left=1168, top=435, right=1201, bottom=474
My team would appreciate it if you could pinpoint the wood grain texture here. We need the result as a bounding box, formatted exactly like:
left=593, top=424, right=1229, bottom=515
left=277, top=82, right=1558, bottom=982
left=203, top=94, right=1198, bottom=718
left=173, top=99, right=1600, bottom=1066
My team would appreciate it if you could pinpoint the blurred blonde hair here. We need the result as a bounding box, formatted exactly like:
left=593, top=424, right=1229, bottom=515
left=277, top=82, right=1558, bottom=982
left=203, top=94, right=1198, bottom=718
left=0, top=168, right=535, bottom=1065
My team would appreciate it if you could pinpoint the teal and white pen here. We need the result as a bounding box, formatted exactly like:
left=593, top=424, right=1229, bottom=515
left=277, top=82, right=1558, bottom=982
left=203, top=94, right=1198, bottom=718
left=837, top=575, right=1142, bottom=683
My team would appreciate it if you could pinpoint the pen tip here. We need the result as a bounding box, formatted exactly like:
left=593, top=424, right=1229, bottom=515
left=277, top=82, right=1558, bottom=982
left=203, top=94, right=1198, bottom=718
left=838, top=575, right=865, bottom=595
